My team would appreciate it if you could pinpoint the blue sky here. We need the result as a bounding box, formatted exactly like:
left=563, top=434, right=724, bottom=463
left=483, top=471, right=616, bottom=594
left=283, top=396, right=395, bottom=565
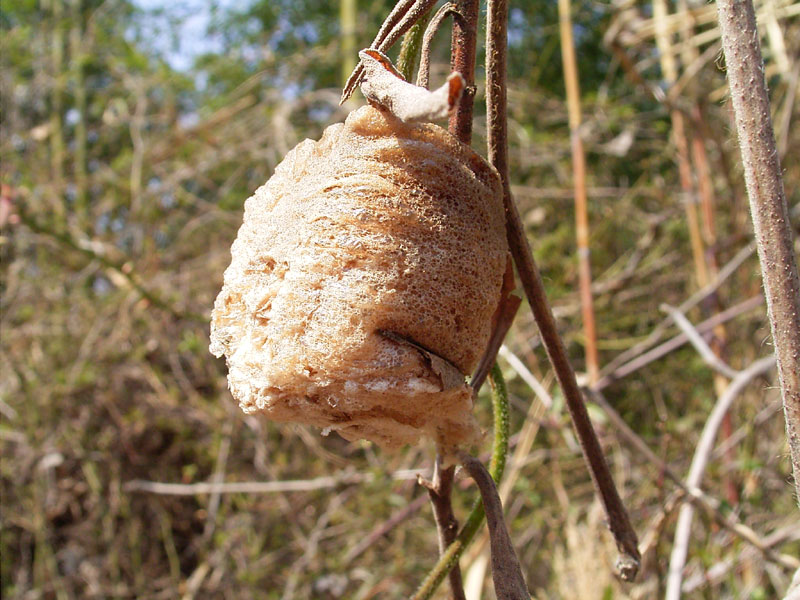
left=132, top=0, right=243, bottom=70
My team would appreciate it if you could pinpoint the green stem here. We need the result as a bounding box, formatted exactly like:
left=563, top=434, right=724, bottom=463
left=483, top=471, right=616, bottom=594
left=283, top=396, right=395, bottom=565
left=412, top=363, right=509, bottom=600
left=396, top=9, right=432, bottom=81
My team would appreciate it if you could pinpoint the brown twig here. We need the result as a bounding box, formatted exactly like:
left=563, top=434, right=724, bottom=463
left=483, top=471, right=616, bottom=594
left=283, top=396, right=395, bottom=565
left=594, top=294, right=764, bottom=389
left=448, top=0, right=479, bottom=142
left=459, top=453, right=528, bottom=599
left=486, top=0, right=640, bottom=581
left=419, top=462, right=465, bottom=599
left=716, top=0, right=800, bottom=506
left=417, top=2, right=460, bottom=89
left=341, top=0, right=440, bottom=103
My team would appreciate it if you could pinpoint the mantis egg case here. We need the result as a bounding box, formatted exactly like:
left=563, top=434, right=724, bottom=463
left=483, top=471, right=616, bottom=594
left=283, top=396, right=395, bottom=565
left=210, top=105, right=507, bottom=451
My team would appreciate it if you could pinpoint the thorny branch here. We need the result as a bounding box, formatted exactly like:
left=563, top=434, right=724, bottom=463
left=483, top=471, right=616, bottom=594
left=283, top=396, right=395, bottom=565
left=716, top=0, right=800, bottom=506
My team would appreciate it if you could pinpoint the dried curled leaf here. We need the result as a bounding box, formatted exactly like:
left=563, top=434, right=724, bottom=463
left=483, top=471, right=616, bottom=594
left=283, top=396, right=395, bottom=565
left=379, top=330, right=465, bottom=391
left=359, top=49, right=465, bottom=122
left=210, top=106, right=507, bottom=450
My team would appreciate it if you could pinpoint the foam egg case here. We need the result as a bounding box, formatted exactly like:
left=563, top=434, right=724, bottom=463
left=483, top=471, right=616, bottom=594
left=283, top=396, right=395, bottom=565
left=210, top=105, right=507, bottom=451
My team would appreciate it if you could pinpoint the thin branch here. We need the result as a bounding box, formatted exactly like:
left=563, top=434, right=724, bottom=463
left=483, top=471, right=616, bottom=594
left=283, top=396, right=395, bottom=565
left=417, top=2, right=459, bottom=89
left=599, top=242, right=756, bottom=378
left=661, top=304, right=738, bottom=380
left=16, top=206, right=204, bottom=323
left=558, top=0, right=600, bottom=385
left=486, top=0, right=639, bottom=580
left=588, top=388, right=799, bottom=571
left=595, top=294, right=763, bottom=389
left=498, top=345, right=554, bottom=409
left=785, top=569, right=800, bottom=600
left=717, top=0, right=800, bottom=505
left=419, top=461, right=466, bottom=600
left=124, top=469, right=423, bottom=495
left=372, top=0, right=419, bottom=50
left=665, top=356, right=778, bottom=600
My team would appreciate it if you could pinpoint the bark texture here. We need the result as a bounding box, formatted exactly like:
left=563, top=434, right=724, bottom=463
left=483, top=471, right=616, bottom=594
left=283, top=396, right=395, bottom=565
left=717, top=0, right=800, bottom=504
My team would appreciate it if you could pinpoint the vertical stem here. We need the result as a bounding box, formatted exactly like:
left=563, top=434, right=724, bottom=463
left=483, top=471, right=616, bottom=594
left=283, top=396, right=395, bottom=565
left=49, top=0, right=65, bottom=203
left=675, top=112, right=709, bottom=288
left=69, top=0, right=88, bottom=222
left=448, top=0, right=478, bottom=143
left=487, top=0, right=639, bottom=580
left=717, top=0, right=800, bottom=505
left=397, top=8, right=431, bottom=81
left=558, top=0, right=599, bottom=385
left=690, top=104, right=738, bottom=506
left=485, top=0, right=509, bottom=182
left=340, top=0, right=357, bottom=85
left=653, top=0, right=708, bottom=289
left=425, top=464, right=465, bottom=599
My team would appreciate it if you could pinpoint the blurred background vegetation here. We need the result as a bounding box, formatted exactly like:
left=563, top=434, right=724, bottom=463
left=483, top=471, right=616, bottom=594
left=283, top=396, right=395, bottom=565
left=1, top=0, right=798, bottom=597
